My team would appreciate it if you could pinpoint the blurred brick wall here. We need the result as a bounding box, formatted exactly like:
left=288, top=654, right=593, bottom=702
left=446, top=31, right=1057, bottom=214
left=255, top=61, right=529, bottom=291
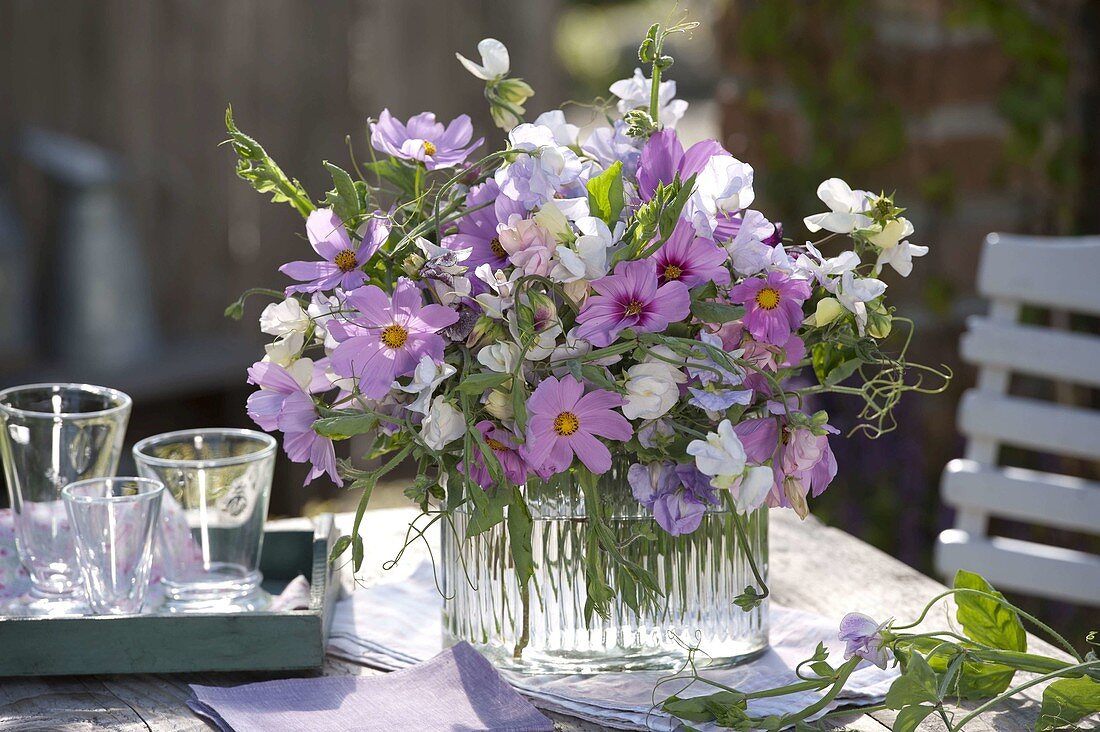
left=715, top=0, right=1091, bottom=570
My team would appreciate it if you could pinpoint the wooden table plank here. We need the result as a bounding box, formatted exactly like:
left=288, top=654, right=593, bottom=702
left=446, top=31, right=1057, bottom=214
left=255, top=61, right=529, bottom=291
left=0, top=508, right=1075, bottom=731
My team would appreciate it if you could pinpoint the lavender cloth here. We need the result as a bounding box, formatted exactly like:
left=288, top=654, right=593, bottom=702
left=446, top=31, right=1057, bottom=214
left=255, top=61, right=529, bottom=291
left=187, top=641, right=553, bottom=732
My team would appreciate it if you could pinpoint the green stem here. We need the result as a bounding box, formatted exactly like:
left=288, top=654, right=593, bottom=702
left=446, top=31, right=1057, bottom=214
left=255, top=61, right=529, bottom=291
left=731, top=508, right=770, bottom=604
left=949, top=660, right=1100, bottom=731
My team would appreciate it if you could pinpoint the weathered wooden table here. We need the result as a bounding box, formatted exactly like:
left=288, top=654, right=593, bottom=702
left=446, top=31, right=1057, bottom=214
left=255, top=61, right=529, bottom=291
left=0, top=508, right=1071, bottom=731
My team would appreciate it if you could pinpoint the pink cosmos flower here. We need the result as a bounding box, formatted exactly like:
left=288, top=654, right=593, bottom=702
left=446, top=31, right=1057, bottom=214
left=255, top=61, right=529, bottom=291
left=729, top=271, right=812, bottom=345
left=461, top=420, right=530, bottom=488
left=654, top=218, right=731, bottom=288
left=246, top=361, right=341, bottom=486
left=280, top=209, right=388, bottom=295
left=370, top=109, right=483, bottom=170
left=497, top=214, right=557, bottom=277
left=575, top=259, right=691, bottom=347
left=328, top=278, right=459, bottom=398
left=521, top=375, right=632, bottom=476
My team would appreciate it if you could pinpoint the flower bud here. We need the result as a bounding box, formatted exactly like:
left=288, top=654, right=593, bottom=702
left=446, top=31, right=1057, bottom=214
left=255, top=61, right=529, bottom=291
left=814, top=297, right=844, bottom=327
left=484, top=389, right=514, bottom=421
left=867, top=302, right=892, bottom=339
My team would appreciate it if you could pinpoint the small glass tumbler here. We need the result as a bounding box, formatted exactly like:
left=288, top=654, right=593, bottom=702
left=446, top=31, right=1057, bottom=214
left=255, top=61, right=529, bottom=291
left=62, top=477, right=163, bottom=615
left=133, top=429, right=276, bottom=613
left=0, top=383, right=132, bottom=615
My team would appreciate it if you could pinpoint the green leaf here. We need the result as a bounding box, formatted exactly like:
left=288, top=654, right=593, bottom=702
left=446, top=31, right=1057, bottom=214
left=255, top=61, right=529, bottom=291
left=579, top=364, right=623, bottom=393
left=885, top=653, right=940, bottom=709
left=465, top=487, right=509, bottom=537
left=224, top=106, right=314, bottom=217
left=893, top=704, right=935, bottom=732
left=663, top=691, right=747, bottom=723
left=351, top=533, right=364, bottom=572
left=824, top=359, right=861, bottom=386
left=322, top=161, right=364, bottom=225
left=507, top=485, right=534, bottom=586
left=690, top=300, right=746, bottom=325
left=658, top=173, right=696, bottom=240
left=954, top=570, right=1027, bottom=652
left=455, top=371, right=511, bottom=395
left=364, top=158, right=418, bottom=194
left=586, top=161, right=625, bottom=226
left=1037, top=676, right=1100, bottom=731
left=811, top=341, right=860, bottom=385
left=329, top=535, right=352, bottom=562
left=314, top=412, right=377, bottom=440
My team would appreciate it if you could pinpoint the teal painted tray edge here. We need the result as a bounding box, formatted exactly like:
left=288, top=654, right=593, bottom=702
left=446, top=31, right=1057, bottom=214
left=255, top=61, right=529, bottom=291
left=0, top=514, right=338, bottom=677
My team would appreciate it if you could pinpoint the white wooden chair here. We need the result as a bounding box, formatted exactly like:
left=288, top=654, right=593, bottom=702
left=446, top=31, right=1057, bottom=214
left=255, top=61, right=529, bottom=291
left=935, top=233, right=1100, bottom=606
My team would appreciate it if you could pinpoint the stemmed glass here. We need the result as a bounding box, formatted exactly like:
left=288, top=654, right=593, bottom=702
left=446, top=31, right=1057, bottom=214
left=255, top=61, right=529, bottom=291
left=0, top=383, right=132, bottom=615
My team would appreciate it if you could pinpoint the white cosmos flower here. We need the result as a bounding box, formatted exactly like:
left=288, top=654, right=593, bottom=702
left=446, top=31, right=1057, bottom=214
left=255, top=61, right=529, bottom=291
left=397, top=355, right=456, bottom=416
left=803, top=178, right=874, bottom=234
left=837, top=271, right=887, bottom=335
left=456, top=38, right=510, bottom=81
left=875, top=239, right=929, bottom=278
left=687, top=419, right=748, bottom=480
left=259, top=297, right=310, bottom=337
left=621, top=362, right=686, bottom=421
left=477, top=341, right=521, bottom=374
left=420, top=396, right=465, bottom=451
left=610, top=68, right=688, bottom=128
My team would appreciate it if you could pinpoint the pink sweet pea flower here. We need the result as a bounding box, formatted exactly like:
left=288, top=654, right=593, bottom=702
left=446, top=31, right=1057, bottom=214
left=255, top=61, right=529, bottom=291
left=734, top=414, right=838, bottom=517
left=839, top=612, right=893, bottom=669
left=521, top=375, right=632, bottom=476
left=729, top=271, right=812, bottom=345
left=654, top=218, right=731, bottom=288
left=575, top=259, right=691, bottom=347
left=461, top=420, right=530, bottom=488
left=280, top=209, right=388, bottom=295
left=246, top=361, right=341, bottom=486
left=328, top=278, right=459, bottom=399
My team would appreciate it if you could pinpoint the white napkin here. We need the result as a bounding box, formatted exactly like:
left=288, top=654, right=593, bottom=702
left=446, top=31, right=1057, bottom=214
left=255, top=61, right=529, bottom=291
left=327, top=562, right=897, bottom=731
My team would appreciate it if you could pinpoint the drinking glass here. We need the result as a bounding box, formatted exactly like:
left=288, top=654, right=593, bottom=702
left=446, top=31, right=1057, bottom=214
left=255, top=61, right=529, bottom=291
left=133, top=429, right=275, bottom=613
left=62, top=477, right=163, bottom=615
left=0, top=383, right=131, bottom=615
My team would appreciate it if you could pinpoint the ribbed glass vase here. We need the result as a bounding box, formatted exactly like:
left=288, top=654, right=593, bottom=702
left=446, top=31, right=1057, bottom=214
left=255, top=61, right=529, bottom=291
left=441, top=465, right=769, bottom=673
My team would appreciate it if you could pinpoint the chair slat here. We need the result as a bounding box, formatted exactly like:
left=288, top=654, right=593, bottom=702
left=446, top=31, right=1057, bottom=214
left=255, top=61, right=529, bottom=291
left=958, top=391, right=1100, bottom=461
left=979, top=234, right=1100, bottom=316
left=941, top=459, right=1100, bottom=533
left=961, top=317, right=1100, bottom=388
left=936, top=530, right=1100, bottom=605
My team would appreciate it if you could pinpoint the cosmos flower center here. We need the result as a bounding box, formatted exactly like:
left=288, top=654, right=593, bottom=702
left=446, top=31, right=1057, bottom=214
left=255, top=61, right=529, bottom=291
left=490, top=237, right=506, bottom=258
left=553, top=412, right=580, bottom=437
left=663, top=264, right=683, bottom=281
left=334, top=249, right=358, bottom=273
left=755, top=287, right=781, bottom=310
left=380, top=324, right=409, bottom=349
left=485, top=437, right=510, bottom=452
left=423, top=140, right=437, bottom=157
left=624, top=300, right=644, bottom=316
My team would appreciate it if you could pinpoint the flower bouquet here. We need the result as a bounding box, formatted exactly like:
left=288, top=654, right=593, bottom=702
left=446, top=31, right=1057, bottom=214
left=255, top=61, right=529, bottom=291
left=226, top=21, right=947, bottom=673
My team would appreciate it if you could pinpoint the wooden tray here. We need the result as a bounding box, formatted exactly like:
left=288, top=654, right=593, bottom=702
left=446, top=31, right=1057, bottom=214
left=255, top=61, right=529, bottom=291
left=0, top=514, right=339, bottom=676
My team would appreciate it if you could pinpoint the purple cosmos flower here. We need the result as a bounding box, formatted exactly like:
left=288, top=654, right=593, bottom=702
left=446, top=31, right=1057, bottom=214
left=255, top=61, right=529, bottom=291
left=628, top=462, right=718, bottom=536
left=370, top=109, right=483, bottom=170
left=328, top=278, right=459, bottom=398
left=729, top=271, right=812, bottom=345
left=442, top=180, right=528, bottom=291
left=637, top=129, right=726, bottom=201
left=461, top=420, right=530, bottom=488
left=246, top=361, right=341, bottom=486
left=654, top=217, right=731, bottom=288
left=521, top=375, right=632, bottom=476
left=839, top=612, right=893, bottom=669
left=280, top=210, right=387, bottom=294
left=575, top=259, right=691, bottom=348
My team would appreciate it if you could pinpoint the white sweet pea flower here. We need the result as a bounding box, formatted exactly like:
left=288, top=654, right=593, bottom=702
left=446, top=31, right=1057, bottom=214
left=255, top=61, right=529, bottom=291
left=262, top=333, right=314, bottom=390
left=456, top=38, right=509, bottom=81
left=687, top=419, right=748, bottom=481
left=621, top=361, right=686, bottom=421
left=837, top=271, right=887, bottom=335
left=420, top=396, right=465, bottom=451
left=307, top=293, right=342, bottom=350
left=483, top=389, right=514, bottom=421
left=724, top=210, right=775, bottom=276
left=496, top=123, right=583, bottom=209
left=523, top=323, right=562, bottom=361
left=473, top=265, right=518, bottom=319
left=794, top=242, right=860, bottom=292
left=688, top=155, right=755, bottom=237
left=610, top=68, right=688, bottom=128
left=260, top=297, right=310, bottom=337
left=533, top=110, right=580, bottom=148
left=477, top=341, right=521, bottom=374
left=397, top=355, right=456, bottom=416
left=550, top=216, right=612, bottom=300
left=725, top=465, right=774, bottom=514
left=865, top=218, right=914, bottom=249
left=803, top=178, right=874, bottom=234
left=874, top=239, right=929, bottom=278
